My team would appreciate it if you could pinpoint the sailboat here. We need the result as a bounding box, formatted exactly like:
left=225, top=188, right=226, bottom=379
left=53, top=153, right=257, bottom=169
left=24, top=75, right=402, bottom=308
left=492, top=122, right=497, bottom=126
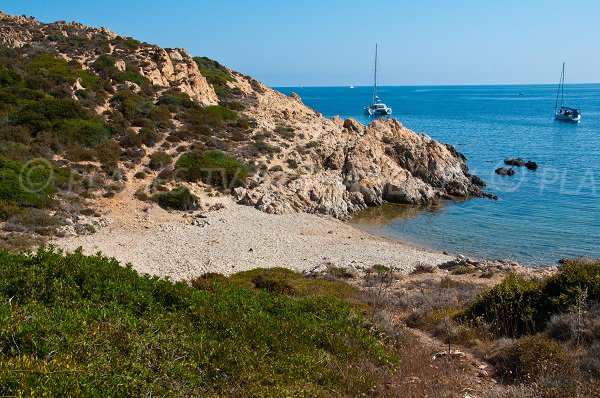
left=364, top=44, right=392, bottom=116
left=554, top=63, right=581, bottom=122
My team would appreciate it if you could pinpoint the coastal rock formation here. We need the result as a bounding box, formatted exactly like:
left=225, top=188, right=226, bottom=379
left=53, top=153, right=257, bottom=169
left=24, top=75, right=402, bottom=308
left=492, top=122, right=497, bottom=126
left=0, top=11, right=490, bottom=221
left=236, top=116, right=492, bottom=218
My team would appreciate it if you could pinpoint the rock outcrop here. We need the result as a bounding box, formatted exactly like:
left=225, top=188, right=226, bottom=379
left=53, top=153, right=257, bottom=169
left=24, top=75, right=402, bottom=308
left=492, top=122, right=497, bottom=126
left=0, top=11, right=218, bottom=105
left=0, top=11, right=491, bottom=220
left=237, top=116, right=492, bottom=218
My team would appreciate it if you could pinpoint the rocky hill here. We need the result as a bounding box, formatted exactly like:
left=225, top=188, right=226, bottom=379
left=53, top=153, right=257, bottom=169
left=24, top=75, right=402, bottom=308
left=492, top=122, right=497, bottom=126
left=0, top=10, right=490, bottom=248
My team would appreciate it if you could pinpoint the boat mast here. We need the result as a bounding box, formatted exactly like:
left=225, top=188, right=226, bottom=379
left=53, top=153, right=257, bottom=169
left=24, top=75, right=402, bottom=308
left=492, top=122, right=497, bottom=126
left=555, top=62, right=565, bottom=111
left=561, top=62, right=565, bottom=108
left=372, top=44, right=378, bottom=104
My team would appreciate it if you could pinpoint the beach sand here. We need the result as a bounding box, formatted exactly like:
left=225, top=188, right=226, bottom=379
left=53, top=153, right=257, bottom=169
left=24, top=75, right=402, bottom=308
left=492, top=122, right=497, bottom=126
left=56, top=193, right=451, bottom=281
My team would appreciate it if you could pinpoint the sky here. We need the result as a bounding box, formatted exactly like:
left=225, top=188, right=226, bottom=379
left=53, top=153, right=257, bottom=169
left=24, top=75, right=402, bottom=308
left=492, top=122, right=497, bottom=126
left=2, top=0, right=599, bottom=86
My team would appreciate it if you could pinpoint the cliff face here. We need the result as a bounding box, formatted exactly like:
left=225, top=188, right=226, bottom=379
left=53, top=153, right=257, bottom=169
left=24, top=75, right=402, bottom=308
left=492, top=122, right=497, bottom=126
left=0, top=10, right=489, bottom=221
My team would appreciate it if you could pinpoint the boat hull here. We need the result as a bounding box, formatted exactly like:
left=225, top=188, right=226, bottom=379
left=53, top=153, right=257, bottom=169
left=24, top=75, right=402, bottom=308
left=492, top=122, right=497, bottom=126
left=365, top=107, right=392, bottom=116
left=554, top=112, right=581, bottom=123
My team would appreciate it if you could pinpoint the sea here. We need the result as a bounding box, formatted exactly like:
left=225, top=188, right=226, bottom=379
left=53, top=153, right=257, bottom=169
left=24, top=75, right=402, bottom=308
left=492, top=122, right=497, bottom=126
left=275, top=84, right=600, bottom=265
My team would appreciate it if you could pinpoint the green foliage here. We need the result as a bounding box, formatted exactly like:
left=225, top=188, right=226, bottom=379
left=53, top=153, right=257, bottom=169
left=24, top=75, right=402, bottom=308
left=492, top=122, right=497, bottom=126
left=463, top=261, right=600, bottom=338
left=56, top=119, right=112, bottom=147
left=109, top=89, right=147, bottom=120
left=24, top=53, right=97, bottom=88
left=253, top=140, right=280, bottom=154
left=462, top=274, right=543, bottom=338
left=148, top=151, right=172, bottom=170
left=0, top=248, right=392, bottom=396
left=154, top=186, right=197, bottom=210
left=194, top=267, right=370, bottom=311
left=119, top=69, right=148, bottom=86
left=157, top=90, right=195, bottom=109
left=0, top=66, right=21, bottom=86
left=544, top=260, right=600, bottom=311
left=0, top=157, right=70, bottom=218
left=0, top=52, right=108, bottom=169
left=490, top=335, right=573, bottom=382
left=371, top=264, right=391, bottom=273
left=176, top=150, right=248, bottom=188
left=193, top=56, right=233, bottom=98
left=111, top=36, right=142, bottom=51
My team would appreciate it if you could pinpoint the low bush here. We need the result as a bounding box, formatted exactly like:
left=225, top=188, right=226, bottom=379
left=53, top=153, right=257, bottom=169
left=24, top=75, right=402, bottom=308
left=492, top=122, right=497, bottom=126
left=275, top=125, right=295, bottom=138
left=154, top=186, right=197, bottom=210
left=490, top=335, right=574, bottom=382
left=286, top=158, right=299, bottom=169
left=462, top=274, right=543, bottom=338
left=148, top=151, right=172, bottom=170
left=463, top=261, right=600, bottom=338
left=253, top=140, right=280, bottom=154
left=193, top=57, right=233, bottom=98
left=0, top=157, right=72, bottom=217
left=0, top=248, right=393, bottom=396
left=176, top=150, right=248, bottom=188
left=4, top=208, right=63, bottom=236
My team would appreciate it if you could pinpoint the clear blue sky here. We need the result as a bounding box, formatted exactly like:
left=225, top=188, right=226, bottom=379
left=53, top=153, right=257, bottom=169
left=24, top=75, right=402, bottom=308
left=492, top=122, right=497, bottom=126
left=2, top=0, right=599, bottom=86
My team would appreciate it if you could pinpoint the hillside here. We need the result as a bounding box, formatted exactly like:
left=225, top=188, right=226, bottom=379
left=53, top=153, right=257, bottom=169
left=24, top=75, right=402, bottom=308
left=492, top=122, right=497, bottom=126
left=0, top=11, right=491, bottom=249
left=2, top=11, right=600, bottom=398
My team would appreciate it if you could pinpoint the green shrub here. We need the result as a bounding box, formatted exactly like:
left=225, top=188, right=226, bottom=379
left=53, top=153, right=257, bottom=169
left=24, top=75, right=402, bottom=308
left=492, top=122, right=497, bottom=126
left=193, top=57, right=233, bottom=98
left=154, top=186, right=197, bottom=210
left=4, top=208, right=63, bottom=236
left=462, top=274, right=543, bottom=338
left=148, top=151, right=172, bottom=170
left=464, top=261, right=600, bottom=338
left=275, top=125, right=295, bottom=138
left=56, top=118, right=112, bottom=147
left=119, top=69, right=148, bottom=85
left=176, top=150, right=248, bottom=188
left=191, top=272, right=228, bottom=292
left=0, top=157, right=68, bottom=215
left=253, top=140, right=280, bottom=154
left=182, top=105, right=237, bottom=131
left=157, top=90, right=195, bottom=109
left=222, top=100, right=245, bottom=111
left=544, top=260, right=600, bottom=311
left=112, top=35, right=141, bottom=50
left=490, top=335, right=573, bottom=382
left=0, top=248, right=391, bottom=396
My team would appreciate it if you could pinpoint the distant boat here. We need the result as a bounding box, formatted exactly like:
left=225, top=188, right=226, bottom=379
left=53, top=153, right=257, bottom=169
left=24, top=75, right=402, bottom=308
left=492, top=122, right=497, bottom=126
left=554, top=63, right=581, bottom=123
left=518, top=92, right=525, bottom=96
left=364, top=44, right=392, bottom=116
left=349, top=85, right=355, bottom=89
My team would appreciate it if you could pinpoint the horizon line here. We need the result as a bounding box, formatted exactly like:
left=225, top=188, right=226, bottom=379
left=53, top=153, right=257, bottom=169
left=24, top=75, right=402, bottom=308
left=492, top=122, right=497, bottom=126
left=273, top=82, right=600, bottom=88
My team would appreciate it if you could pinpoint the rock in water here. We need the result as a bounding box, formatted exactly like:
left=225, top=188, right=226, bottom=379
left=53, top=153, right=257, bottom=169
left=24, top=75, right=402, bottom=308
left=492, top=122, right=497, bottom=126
left=495, top=167, right=516, bottom=176
left=525, top=160, right=539, bottom=170
left=504, top=157, right=526, bottom=167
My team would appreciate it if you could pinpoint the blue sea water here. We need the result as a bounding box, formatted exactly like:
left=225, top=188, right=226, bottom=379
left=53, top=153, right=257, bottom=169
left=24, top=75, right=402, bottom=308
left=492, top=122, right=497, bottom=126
left=276, top=85, right=600, bottom=265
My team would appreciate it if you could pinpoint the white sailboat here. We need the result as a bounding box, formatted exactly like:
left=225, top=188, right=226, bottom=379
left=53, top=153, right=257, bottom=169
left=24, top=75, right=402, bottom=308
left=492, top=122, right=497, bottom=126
left=554, top=63, right=581, bottom=123
left=364, top=44, right=392, bottom=116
